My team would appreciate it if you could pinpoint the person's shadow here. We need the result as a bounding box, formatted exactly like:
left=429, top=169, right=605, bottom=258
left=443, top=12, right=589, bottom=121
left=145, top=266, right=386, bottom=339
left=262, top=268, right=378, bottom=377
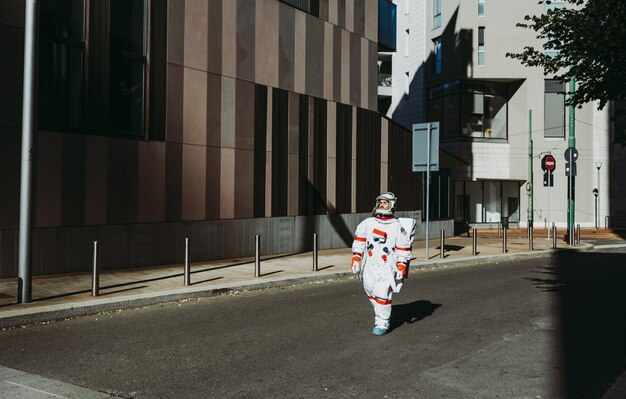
left=389, top=300, right=441, bottom=331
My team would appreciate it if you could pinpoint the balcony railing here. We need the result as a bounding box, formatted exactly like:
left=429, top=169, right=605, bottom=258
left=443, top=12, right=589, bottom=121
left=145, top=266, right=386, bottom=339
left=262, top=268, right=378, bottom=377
left=378, top=74, right=392, bottom=87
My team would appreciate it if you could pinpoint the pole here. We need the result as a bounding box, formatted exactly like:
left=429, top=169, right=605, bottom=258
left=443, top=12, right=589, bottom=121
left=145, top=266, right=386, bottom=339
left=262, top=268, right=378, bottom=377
left=547, top=166, right=551, bottom=239
left=552, top=223, right=557, bottom=249
left=312, top=233, right=318, bottom=271
left=17, top=0, right=39, bottom=304
left=596, top=162, right=602, bottom=229
left=425, top=123, right=431, bottom=260
left=472, top=228, right=477, bottom=256
left=594, top=196, right=598, bottom=229
left=567, top=77, right=576, bottom=246
left=440, top=229, right=445, bottom=259
left=255, top=234, right=261, bottom=277
left=184, top=237, right=190, bottom=286
left=528, top=110, right=533, bottom=233
left=503, top=227, right=507, bottom=253
left=91, top=241, right=99, bottom=297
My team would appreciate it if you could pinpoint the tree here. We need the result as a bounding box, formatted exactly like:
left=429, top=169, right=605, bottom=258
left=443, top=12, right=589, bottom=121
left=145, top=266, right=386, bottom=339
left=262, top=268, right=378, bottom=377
left=507, top=0, right=626, bottom=111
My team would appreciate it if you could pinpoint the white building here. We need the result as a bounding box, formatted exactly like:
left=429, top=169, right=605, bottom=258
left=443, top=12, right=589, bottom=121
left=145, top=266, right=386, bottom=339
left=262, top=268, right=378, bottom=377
left=381, top=0, right=625, bottom=230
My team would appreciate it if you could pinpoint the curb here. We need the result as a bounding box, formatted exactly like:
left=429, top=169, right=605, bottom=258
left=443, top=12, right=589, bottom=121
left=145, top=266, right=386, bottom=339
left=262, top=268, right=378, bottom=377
left=0, top=273, right=353, bottom=329
left=0, top=244, right=592, bottom=329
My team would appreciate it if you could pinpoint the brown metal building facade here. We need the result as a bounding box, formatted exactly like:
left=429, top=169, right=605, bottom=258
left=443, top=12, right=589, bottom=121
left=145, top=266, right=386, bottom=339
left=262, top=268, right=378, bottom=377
left=0, top=0, right=425, bottom=277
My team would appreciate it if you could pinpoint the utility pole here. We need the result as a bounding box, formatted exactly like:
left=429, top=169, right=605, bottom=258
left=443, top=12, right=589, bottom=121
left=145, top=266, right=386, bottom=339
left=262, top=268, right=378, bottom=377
left=18, top=0, right=39, bottom=303
left=567, top=77, right=577, bottom=245
left=596, top=162, right=602, bottom=229
left=528, top=110, right=533, bottom=231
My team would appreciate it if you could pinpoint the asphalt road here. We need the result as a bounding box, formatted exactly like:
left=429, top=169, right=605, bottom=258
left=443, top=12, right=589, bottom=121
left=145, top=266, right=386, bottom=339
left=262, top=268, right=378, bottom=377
left=1, top=248, right=625, bottom=398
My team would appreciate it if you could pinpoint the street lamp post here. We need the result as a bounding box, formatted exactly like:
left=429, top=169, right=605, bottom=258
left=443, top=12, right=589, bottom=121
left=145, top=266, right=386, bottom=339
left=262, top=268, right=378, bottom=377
left=596, top=162, right=602, bottom=229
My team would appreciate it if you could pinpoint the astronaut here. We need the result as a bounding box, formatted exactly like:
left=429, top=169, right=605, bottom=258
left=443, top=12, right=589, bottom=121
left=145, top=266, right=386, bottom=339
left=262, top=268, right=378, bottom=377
left=351, top=192, right=415, bottom=335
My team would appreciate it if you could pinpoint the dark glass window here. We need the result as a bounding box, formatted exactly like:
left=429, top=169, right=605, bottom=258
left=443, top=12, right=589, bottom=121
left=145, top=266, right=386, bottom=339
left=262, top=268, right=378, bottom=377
left=433, top=37, right=442, bottom=74
left=38, top=0, right=85, bottom=131
left=279, top=0, right=319, bottom=17
left=378, top=0, right=397, bottom=51
left=424, top=169, right=450, bottom=219
left=428, top=80, right=508, bottom=139
left=109, top=0, right=147, bottom=137
left=37, top=0, right=164, bottom=140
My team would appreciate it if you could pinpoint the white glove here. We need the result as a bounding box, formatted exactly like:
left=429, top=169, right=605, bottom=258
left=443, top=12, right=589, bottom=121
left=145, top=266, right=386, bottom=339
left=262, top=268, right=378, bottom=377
left=351, top=256, right=361, bottom=274
left=394, top=268, right=404, bottom=281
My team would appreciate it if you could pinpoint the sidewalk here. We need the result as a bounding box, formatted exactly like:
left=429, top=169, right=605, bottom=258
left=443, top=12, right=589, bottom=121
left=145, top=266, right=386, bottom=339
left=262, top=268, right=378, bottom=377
left=0, top=232, right=593, bottom=329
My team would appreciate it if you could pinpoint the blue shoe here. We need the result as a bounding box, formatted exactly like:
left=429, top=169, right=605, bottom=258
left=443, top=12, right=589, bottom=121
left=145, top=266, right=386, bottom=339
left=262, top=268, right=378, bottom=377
left=372, top=327, right=387, bottom=335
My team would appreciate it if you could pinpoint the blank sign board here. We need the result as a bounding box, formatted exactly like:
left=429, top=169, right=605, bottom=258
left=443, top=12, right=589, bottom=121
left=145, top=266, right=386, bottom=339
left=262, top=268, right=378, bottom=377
left=412, top=122, right=439, bottom=172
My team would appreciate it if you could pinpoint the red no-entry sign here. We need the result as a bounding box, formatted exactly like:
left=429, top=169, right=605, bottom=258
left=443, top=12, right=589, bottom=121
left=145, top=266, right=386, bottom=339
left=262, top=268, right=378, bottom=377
left=542, top=154, right=556, bottom=171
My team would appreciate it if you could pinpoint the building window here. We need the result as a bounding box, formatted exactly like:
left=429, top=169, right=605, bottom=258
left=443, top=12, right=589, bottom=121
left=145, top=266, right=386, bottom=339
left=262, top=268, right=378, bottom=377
left=478, top=0, right=485, bottom=16
left=543, top=0, right=564, bottom=58
left=478, top=27, right=485, bottom=66
left=109, top=0, right=147, bottom=137
left=37, top=0, right=166, bottom=139
left=433, top=0, right=441, bottom=28
left=424, top=169, right=451, bottom=220
left=38, top=0, right=85, bottom=131
left=379, top=0, right=397, bottom=51
left=433, top=37, right=442, bottom=74
left=461, top=81, right=507, bottom=139
left=428, top=80, right=508, bottom=140
left=544, top=0, right=565, bottom=13
left=544, top=80, right=565, bottom=138
left=278, top=0, right=320, bottom=16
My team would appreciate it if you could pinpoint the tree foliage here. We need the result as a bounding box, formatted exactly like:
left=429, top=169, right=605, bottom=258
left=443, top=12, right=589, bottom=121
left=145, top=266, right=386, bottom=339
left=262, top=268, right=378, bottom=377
left=507, top=0, right=626, bottom=110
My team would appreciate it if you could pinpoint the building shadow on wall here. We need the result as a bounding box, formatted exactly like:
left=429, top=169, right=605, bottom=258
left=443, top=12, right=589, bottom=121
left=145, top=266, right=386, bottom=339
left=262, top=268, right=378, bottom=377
left=526, top=250, right=626, bottom=397
left=298, top=177, right=355, bottom=252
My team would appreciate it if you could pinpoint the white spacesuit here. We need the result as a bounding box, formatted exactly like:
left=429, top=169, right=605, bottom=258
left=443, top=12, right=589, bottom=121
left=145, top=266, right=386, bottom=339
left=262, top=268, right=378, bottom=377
left=351, top=192, right=415, bottom=335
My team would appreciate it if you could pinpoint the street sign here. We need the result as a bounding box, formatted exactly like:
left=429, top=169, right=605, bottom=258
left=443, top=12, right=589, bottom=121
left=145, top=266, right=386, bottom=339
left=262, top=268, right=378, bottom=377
left=412, top=122, right=440, bottom=172
left=541, top=154, right=556, bottom=171
left=565, top=162, right=577, bottom=177
left=564, top=147, right=578, bottom=163
left=543, top=170, right=553, bottom=187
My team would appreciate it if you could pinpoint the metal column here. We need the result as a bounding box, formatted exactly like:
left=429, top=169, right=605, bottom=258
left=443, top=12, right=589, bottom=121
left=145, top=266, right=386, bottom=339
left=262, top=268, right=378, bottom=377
left=17, top=0, right=40, bottom=304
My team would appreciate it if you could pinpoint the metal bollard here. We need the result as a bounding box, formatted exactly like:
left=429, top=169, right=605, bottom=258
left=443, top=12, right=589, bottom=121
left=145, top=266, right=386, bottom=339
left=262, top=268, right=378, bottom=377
left=528, top=227, right=533, bottom=251
left=184, top=237, right=190, bottom=286
left=91, top=241, right=99, bottom=296
left=502, top=228, right=508, bottom=253
left=552, top=223, right=557, bottom=249
left=255, top=234, right=261, bottom=277
left=605, top=216, right=609, bottom=230
left=313, top=233, right=318, bottom=272
left=440, top=229, right=445, bottom=259
left=576, top=224, right=581, bottom=245
left=497, top=222, right=501, bottom=238
left=472, top=228, right=477, bottom=256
